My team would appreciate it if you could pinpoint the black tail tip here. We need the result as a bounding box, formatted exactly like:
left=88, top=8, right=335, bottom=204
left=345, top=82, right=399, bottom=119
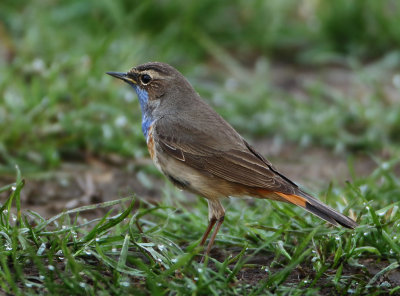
left=337, top=218, right=358, bottom=229
left=305, top=202, right=358, bottom=229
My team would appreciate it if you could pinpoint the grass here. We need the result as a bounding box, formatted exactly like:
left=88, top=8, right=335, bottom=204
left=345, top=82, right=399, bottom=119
left=1, top=162, right=400, bottom=295
left=1, top=0, right=400, bottom=295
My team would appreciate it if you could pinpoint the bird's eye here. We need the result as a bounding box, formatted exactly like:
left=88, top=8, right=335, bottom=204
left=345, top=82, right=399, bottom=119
left=140, top=74, right=152, bottom=84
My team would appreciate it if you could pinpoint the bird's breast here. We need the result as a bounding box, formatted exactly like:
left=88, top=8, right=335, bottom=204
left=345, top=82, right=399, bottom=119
left=146, top=124, right=162, bottom=172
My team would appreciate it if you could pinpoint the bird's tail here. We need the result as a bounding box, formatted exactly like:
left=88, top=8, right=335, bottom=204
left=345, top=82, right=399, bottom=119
left=274, top=190, right=358, bottom=229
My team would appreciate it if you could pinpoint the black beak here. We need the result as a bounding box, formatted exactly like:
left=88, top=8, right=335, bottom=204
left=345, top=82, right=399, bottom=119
left=106, top=71, right=137, bottom=84
left=106, top=71, right=128, bottom=80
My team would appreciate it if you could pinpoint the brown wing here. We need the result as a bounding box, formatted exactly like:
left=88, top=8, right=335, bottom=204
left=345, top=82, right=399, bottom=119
left=153, top=117, right=298, bottom=195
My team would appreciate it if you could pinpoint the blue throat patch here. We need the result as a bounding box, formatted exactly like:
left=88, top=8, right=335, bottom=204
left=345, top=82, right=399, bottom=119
left=131, top=84, right=153, bottom=139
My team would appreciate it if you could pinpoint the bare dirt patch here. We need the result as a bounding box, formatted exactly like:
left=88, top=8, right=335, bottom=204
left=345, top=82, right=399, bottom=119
left=0, top=145, right=377, bottom=219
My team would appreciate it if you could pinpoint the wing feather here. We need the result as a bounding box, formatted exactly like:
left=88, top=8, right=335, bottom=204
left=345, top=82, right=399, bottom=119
left=155, top=119, right=297, bottom=194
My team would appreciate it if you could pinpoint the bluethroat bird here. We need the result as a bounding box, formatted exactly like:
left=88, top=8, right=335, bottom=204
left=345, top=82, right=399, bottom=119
left=107, top=62, right=357, bottom=256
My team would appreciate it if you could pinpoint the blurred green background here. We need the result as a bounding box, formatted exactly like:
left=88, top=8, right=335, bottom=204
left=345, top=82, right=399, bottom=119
left=0, top=0, right=399, bottom=172
left=1, top=1, right=400, bottom=294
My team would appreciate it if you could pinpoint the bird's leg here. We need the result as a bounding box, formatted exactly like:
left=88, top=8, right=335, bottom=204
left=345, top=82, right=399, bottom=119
left=200, top=217, right=217, bottom=246
left=200, top=199, right=225, bottom=262
left=204, top=216, right=224, bottom=256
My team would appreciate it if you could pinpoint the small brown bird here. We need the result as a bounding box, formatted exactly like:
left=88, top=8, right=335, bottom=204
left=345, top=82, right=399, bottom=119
left=107, top=62, right=358, bottom=257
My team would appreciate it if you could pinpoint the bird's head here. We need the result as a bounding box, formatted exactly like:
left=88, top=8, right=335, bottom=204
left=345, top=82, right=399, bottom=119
left=107, top=62, right=193, bottom=105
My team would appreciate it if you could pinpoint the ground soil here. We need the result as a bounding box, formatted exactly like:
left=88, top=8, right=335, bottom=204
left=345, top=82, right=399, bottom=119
left=0, top=143, right=378, bottom=219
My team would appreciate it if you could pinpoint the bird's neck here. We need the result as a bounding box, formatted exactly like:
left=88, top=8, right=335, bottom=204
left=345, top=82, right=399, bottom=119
left=132, top=85, right=155, bottom=139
